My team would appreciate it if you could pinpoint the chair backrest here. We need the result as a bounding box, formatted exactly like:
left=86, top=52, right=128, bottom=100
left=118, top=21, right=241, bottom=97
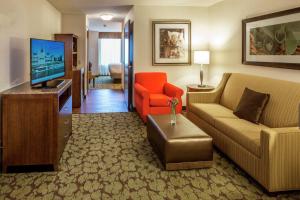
left=220, top=73, right=300, bottom=128
left=135, top=72, right=167, bottom=94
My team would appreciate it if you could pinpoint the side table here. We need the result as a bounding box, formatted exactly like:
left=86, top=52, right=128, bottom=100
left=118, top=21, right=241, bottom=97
left=187, top=84, right=215, bottom=92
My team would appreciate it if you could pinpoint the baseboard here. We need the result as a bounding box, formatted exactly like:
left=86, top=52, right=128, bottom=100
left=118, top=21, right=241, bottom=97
left=131, top=106, right=186, bottom=112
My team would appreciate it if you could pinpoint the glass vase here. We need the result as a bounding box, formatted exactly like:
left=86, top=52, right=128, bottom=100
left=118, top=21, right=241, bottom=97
left=170, top=106, right=176, bottom=126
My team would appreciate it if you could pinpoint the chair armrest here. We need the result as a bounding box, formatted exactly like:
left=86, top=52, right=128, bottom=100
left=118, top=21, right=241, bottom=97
left=260, top=127, right=300, bottom=191
left=134, top=83, right=149, bottom=99
left=164, top=82, right=184, bottom=98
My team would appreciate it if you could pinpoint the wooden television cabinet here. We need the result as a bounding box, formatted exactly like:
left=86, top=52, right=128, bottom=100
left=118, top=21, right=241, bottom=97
left=1, top=80, right=72, bottom=172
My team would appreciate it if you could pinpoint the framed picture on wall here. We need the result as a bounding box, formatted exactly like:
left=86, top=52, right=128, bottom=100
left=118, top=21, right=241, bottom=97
left=242, top=7, right=300, bottom=70
left=152, top=20, right=191, bottom=66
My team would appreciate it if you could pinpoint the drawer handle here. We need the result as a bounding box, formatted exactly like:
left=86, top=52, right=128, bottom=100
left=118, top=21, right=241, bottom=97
left=64, top=135, right=69, bottom=138
left=64, top=120, right=70, bottom=125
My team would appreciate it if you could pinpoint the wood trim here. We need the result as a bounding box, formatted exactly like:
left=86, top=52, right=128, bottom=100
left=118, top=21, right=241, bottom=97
left=99, top=32, right=122, bottom=39
left=54, top=33, right=78, bottom=38
left=72, top=69, right=84, bottom=108
left=152, top=20, right=192, bottom=66
left=54, top=34, right=78, bottom=78
left=242, top=7, right=300, bottom=70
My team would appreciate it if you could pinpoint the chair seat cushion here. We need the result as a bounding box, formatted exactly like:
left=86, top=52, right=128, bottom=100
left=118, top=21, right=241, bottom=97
left=189, top=103, right=237, bottom=126
left=150, top=94, right=169, bottom=107
left=214, top=118, right=270, bottom=156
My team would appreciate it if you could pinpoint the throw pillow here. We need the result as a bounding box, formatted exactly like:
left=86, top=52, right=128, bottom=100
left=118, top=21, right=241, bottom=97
left=234, top=87, right=270, bottom=124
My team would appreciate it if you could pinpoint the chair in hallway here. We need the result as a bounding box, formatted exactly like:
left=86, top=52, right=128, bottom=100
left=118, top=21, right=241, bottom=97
left=88, top=62, right=100, bottom=88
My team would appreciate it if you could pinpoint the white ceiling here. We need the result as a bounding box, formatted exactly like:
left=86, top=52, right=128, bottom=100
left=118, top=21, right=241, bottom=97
left=88, top=20, right=122, bottom=32
left=48, top=0, right=224, bottom=31
left=48, top=0, right=224, bottom=16
left=86, top=6, right=133, bottom=22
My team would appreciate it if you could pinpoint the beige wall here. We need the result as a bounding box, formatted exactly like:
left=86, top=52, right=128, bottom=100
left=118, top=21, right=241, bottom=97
left=133, top=6, right=210, bottom=105
left=61, top=14, right=87, bottom=93
left=124, top=7, right=135, bottom=23
left=208, top=0, right=300, bottom=86
left=0, top=0, right=61, bottom=92
left=88, top=31, right=99, bottom=75
left=61, top=14, right=87, bottom=69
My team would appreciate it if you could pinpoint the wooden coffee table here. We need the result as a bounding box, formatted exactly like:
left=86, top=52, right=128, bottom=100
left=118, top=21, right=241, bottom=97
left=147, top=114, right=213, bottom=170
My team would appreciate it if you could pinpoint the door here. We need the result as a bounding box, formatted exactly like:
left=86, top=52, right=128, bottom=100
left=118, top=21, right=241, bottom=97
left=123, top=21, right=134, bottom=111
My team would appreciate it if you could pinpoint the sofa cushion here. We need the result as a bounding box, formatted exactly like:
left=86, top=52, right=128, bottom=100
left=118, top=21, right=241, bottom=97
left=150, top=94, right=169, bottom=107
left=189, top=103, right=237, bottom=126
left=234, top=87, right=270, bottom=124
left=220, top=73, right=300, bottom=128
left=214, top=118, right=270, bottom=157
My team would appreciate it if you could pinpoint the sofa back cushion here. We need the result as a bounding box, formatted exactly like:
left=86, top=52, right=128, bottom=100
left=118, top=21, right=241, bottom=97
left=135, top=72, right=167, bottom=94
left=220, top=73, right=300, bottom=128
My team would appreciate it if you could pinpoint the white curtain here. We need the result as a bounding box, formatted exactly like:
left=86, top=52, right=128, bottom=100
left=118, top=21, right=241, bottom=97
left=99, top=39, right=121, bottom=76
left=88, top=31, right=100, bottom=76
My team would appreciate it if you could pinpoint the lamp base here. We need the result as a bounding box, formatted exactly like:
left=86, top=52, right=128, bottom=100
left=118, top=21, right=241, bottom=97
left=199, top=67, right=204, bottom=87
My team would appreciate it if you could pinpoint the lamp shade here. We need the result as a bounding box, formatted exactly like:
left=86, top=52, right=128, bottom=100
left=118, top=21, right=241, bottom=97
left=194, top=51, right=210, bottom=65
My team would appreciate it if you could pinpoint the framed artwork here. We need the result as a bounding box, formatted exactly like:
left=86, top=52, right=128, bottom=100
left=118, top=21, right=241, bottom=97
left=242, top=7, right=300, bottom=70
left=152, top=20, right=191, bottom=66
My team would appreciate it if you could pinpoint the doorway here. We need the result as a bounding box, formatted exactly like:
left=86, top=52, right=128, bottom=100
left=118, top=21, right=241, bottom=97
left=73, top=19, right=128, bottom=114
left=90, top=37, right=122, bottom=90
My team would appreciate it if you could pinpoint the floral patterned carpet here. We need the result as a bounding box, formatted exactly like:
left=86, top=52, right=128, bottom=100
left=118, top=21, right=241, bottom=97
left=0, top=113, right=299, bottom=199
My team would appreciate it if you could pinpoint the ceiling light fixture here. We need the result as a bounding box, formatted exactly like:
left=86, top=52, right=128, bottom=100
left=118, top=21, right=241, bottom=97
left=100, top=14, right=113, bottom=21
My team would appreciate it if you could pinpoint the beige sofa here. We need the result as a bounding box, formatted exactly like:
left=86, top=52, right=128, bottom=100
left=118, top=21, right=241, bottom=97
left=187, top=73, right=300, bottom=192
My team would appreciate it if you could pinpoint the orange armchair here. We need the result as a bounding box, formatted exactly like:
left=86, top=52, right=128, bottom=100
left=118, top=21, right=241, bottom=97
left=134, top=72, right=184, bottom=122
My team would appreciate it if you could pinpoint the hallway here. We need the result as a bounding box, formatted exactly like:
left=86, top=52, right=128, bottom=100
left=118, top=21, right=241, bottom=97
left=73, top=89, right=128, bottom=114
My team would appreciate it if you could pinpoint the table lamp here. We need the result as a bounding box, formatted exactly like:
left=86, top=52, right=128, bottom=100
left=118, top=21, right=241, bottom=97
left=194, top=51, right=210, bottom=87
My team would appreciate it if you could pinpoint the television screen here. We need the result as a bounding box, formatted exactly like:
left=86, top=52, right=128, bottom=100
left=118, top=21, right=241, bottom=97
left=30, top=39, right=65, bottom=85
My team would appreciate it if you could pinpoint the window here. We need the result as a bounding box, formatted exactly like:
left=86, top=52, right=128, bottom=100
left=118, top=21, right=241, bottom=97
left=99, top=39, right=121, bottom=75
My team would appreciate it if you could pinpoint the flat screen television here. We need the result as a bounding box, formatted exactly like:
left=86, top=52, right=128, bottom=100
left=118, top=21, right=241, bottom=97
left=30, top=38, right=65, bottom=87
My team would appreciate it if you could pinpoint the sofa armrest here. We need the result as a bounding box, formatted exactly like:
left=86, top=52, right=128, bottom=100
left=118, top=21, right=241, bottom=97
left=187, top=91, right=220, bottom=104
left=164, top=82, right=184, bottom=98
left=134, top=83, right=149, bottom=99
left=186, top=73, right=231, bottom=111
left=260, top=127, right=300, bottom=191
